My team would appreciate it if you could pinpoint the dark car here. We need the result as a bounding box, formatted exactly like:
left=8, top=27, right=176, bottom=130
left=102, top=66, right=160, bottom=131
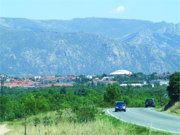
left=145, top=98, right=156, bottom=107
left=115, top=101, right=126, bottom=112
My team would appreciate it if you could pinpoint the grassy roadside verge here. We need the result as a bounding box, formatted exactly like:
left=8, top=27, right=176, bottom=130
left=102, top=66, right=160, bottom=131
left=165, top=102, right=180, bottom=116
left=155, top=102, right=180, bottom=116
left=4, top=111, right=170, bottom=135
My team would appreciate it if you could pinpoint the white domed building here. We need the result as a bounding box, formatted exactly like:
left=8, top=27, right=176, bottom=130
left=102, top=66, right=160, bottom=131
left=110, top=70, right=132, bottom=76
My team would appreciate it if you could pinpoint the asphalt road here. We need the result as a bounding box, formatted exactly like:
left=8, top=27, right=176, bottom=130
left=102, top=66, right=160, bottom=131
left=105, top=108, right=180, bottom=134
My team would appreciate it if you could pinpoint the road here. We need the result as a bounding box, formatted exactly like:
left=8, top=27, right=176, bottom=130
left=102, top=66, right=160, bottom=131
left=105, top=108, right=180, bottom=134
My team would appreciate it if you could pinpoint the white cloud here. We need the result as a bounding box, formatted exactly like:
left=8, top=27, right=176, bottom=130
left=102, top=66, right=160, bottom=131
left=109, top=6, right=125, bottom=14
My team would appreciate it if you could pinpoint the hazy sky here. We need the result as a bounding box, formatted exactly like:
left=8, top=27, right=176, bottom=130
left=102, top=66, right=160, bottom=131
left=0, top=0, right=179, bottom=23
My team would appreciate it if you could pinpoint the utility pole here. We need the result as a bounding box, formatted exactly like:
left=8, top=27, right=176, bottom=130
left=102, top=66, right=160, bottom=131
left=0, top=74, right=7, bottom=96
left=0, top=74, right=7, bottom=121
left=160, top=90, right=162, bottom=102
left=159, top=89, right=164, bottom=106
left=24, top=116, right=27, bottom=135
left=1, top=77, right=5, bottom=96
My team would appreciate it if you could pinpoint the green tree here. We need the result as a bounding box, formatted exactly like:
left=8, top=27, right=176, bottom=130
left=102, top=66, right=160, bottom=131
left=60, top=86, right=66, bottom=94
left=36, top=96, right=50, bottom=112
left=76, top=105, right=96, bottom=122
left=0, top=96, right=9, bottom=121
left=167, top=72, right=180, bottom=101
left=22, top=94, right=36, bottom=115
left=104, top=84, right=121, bottom=103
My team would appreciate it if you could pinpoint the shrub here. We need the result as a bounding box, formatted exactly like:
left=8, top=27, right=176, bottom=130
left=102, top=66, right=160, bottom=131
left=75, top=105, right=97, bottom=123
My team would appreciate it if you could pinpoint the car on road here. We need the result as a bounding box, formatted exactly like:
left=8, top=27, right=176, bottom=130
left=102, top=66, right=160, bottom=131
left=145, top=98, right=156, bottom=107
left=115, top=101, right=126, bottom=112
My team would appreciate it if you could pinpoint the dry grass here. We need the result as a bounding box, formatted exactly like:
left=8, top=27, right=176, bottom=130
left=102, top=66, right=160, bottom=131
left=5, top=111, right=169, bottom=135
left=166, top=101, right=180, bottom=115
left=6, top=120, right=127, bottom=135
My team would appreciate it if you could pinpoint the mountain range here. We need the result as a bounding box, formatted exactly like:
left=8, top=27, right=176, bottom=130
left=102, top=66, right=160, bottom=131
left=0, top=17, right=180, bottom=76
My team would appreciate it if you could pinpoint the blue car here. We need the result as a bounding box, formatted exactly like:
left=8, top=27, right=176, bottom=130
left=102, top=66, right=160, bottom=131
left=115, top=101, right=126, bottom=112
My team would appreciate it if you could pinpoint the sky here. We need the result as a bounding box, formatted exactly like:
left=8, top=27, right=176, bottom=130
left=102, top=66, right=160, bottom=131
left=0, top=0, right=179, bottom=23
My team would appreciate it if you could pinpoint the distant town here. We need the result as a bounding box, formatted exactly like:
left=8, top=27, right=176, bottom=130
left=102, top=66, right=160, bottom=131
left=0, top=70, right=170, bottom=88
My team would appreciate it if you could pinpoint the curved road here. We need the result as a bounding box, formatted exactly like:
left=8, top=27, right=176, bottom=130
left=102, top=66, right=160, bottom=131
left=105, top=108, right=180, bottom=134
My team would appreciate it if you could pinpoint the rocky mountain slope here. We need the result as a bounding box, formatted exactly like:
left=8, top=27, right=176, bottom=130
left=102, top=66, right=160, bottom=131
left=0, top=18, right=179, bottom=76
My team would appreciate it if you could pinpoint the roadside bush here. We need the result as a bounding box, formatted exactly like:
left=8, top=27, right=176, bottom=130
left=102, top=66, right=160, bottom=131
left=43, top=116, right=52, bottom=127
left=123, top=96, right=130, bottom=106
left=33, top=117, right=40, bottom=127
left=75, top=105, right=97, bottom=123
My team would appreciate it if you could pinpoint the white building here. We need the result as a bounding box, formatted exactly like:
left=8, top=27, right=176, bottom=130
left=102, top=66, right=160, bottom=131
left=159, top=80, right=169, bottom=86
left=110, top=70, right=132, bottom=76
left=120, top=83, right=143, bottom=87
left=86, top=75, right=93, bottom=79
left=34, top=76, right=41, bottom=80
